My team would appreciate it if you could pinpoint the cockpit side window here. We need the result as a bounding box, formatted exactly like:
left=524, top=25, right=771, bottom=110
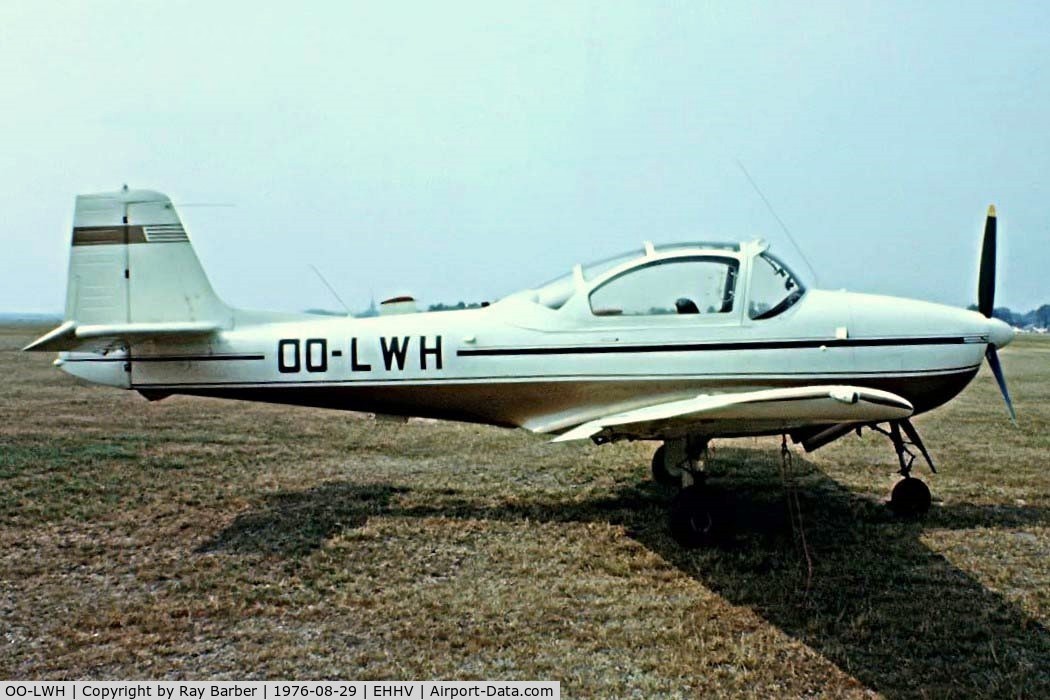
left=748, top=253, right=805, bottom=320
left=589, top=257, right=739, bottom=317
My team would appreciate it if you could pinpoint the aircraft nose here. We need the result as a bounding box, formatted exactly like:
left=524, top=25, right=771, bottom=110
left=987, top=317, right=1015, bottom=349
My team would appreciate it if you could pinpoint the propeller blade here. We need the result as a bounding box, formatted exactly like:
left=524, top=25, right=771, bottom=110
left=985, top=345, right=1017, bottom=424
left=978, top=205, right=997, bottom=317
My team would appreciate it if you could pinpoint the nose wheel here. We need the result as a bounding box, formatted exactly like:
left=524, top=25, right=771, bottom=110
left=889, top=476, right=932, bottom=517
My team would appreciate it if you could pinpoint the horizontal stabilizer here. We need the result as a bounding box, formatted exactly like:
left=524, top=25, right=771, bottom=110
left=21, top=321, right=76, bottom=352
left=552, top=385, right=914, bottom=443
left=23, top=320, right=222, bottom=352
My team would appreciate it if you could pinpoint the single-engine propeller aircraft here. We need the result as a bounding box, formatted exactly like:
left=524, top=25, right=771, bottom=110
left=26, top=188, right=1017, bottom=546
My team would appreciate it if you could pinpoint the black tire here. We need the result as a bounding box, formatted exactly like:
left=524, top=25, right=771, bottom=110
left=889, top=477, right=932, bottom=518
left=651, top=445, right=679, bottom=487
left=669, top=485, right=723, bottom=548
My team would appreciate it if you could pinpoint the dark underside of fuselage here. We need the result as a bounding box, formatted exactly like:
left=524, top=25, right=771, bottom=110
left=139, top=366, right=980, bottom=433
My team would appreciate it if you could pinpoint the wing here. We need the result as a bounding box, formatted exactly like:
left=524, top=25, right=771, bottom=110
left=551, top=385, right=913, bottom=443
left=23, top=320, right=221, bottom=353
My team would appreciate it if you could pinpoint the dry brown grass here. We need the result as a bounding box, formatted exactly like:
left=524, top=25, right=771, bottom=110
left=1, top=326, right=1047, bottom=697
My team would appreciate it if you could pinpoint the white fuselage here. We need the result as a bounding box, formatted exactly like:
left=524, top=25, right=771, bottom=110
left=60, top=285, right=1000, bottom=437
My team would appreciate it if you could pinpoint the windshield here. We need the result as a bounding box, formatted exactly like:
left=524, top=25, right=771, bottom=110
left=748, top=252, right=805, bottom=320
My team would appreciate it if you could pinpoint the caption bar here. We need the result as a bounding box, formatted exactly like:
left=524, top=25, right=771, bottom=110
left=0, top=683, right=559, bottom=700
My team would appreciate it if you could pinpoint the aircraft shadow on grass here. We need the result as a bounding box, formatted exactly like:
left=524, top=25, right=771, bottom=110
left=199, top=449, right=1050, bottom=698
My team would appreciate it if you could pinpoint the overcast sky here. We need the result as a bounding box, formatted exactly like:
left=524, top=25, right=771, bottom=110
left=2, top=1, right=1048, bottom=314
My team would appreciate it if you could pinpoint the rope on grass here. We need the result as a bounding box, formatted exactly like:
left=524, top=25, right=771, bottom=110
left=780, top=434, right=814, bottom=593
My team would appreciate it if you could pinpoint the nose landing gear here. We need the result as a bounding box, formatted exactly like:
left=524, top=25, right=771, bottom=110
left=871, top=419, right=936, bottom=517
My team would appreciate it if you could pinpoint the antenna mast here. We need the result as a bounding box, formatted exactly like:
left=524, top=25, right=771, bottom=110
left=736, top=160, right=820, bottom=285
left=309, top=264, right=352, bottom=316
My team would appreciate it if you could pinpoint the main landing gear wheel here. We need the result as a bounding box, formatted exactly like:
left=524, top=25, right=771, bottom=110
left=669, top=485, right=724, bottom=548
left=889, top=477, right=931, bottom=518
left=651, top=445, right=680, bottom=487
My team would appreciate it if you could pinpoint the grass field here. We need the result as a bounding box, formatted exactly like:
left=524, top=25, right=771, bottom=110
left=1, top=327, right=1047, bottom=697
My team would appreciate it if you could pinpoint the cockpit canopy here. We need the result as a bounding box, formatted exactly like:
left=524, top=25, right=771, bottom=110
left=518, top=241, right=806, bottom=320
left=590, top=256, right=739, bottom=316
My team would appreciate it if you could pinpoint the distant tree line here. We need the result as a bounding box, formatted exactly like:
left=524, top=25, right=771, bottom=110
left=969, top=304, right=1050, bottom=328
left=427, top=301, right=487, bottom=312
left=304, top=308, right=348, bottom=317
left=305, top=301, right=490, bottom=317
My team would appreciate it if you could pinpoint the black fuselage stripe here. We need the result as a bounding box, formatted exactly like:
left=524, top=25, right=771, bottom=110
left=457, top=336, right=978, bottom=357
left=64, top=354, right=265, bottom=363
left=61, top=338, right=982, bottom=363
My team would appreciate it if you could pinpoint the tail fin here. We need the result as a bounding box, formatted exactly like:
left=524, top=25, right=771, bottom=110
left=25, top=188, right=232, bottom=352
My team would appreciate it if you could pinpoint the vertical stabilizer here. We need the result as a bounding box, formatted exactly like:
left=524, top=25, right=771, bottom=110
left=67, top=188, right=231, bottom=327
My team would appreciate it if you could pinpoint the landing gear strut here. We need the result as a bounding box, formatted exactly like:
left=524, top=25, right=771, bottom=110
left=651, top=436, right=707, bottom=488
left=871, top=419, right=935, bottom=517
left=655, top=437, right=727, bottom=548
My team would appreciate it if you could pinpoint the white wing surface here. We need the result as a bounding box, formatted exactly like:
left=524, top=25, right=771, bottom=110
left=551, top=385, right=913, bottom=443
